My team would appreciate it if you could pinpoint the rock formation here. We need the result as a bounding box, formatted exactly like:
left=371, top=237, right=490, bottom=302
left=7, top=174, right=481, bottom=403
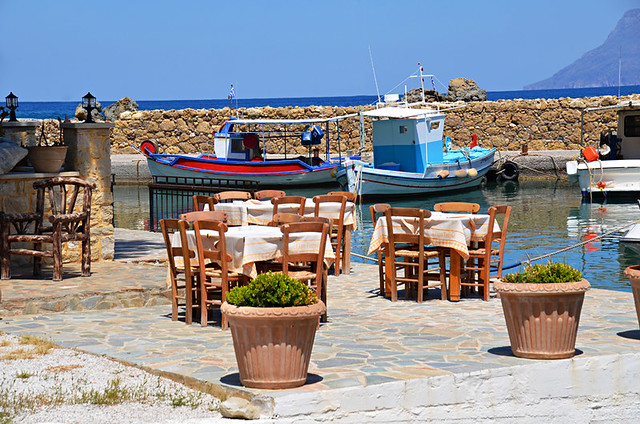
left=75, top=101, right=104, bottom=122
left=445, top=78, right=487, bottom=102
left=104, top=97, right=139, bottom=122
left=403, top=88, right=445, bottom=103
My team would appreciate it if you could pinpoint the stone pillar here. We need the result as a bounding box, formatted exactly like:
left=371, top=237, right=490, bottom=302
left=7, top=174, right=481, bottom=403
left=1, top=121, right=39, bottom=146
left=62, top=122, right=115, bottom=261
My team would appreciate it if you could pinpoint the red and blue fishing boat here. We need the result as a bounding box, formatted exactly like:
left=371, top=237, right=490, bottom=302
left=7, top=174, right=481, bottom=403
left=142, top=115, right=356, bottom=187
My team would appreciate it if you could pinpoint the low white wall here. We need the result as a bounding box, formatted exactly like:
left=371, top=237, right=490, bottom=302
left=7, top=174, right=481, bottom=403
left=254, top=352, right=640, bottom=423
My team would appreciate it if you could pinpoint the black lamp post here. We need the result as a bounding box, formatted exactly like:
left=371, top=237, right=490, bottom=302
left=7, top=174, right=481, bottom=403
left=82, top=92, right=96, bottom=123
left=5, top=92, right=18, bottom=121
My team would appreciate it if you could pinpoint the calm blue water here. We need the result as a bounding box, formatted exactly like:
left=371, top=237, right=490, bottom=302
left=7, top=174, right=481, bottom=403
left=113, top=180, right=640, bottom=292
left=15, top=85, right=640, bottom=120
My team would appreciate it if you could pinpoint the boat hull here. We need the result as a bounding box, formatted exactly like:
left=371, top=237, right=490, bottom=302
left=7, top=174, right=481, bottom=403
left=147, top=155, right=339, bottom=187
left=566, top=159, right=640, bottom=197
left=336, top=150, right=495, bottom=197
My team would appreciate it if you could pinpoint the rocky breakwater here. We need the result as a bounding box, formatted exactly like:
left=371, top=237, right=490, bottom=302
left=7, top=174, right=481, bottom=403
left=109, top=95, right=639, bottom=156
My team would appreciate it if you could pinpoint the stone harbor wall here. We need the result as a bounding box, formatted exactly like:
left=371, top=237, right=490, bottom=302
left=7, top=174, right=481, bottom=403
left=108, top=95, right=638, bottom=155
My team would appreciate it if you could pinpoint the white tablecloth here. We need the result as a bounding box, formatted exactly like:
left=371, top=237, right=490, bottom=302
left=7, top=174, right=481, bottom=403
left=368, top=211, right=498, bottom=260
left=214, top=198, right=357, bottom=228
left=172, top=225, right=334, bottom=278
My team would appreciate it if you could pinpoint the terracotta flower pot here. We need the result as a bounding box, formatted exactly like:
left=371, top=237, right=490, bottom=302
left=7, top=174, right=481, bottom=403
left=494, top=279, right=590, bottom=359
left=624, top=265, right=640, bottom=328
left=27, top=146, right=68, bottom=173
left=221, top=300, right=326, bottom=389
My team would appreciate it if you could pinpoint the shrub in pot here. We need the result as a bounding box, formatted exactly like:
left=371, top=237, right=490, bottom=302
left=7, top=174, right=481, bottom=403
left=221, top=271, right=326, bottom=389
left=494, top=262, right=590, bottom=359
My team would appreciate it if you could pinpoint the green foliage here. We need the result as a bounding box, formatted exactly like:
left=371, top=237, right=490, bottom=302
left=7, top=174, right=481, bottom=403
left=502, top=262, right=582, bottom=284
left=226, top=272, right=317, bottom=307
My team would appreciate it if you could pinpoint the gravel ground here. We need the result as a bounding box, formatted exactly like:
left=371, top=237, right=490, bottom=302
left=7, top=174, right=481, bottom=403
left=0, top=333, right=228, bottom=424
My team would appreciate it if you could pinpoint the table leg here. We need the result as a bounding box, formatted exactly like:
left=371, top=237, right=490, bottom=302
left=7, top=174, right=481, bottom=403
left=449, top=248, right=461, bottom=302
left=342, top=227, right=351, bottom=275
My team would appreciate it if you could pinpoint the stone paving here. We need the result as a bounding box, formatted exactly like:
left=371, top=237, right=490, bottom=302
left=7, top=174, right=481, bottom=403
left=1, top=243, right=639, bottom=401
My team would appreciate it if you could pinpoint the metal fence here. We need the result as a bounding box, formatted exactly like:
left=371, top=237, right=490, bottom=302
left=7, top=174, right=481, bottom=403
left=147, top=176, right=258, bottom=231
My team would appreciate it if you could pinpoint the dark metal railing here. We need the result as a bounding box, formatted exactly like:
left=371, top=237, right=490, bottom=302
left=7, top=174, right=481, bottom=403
left=147, top=176, right=258, bottom=231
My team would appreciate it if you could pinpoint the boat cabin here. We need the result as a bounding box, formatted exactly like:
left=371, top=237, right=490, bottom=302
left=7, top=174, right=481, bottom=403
left=214, top=121, right=261, bottom=161
left=617, top=103, right=640, bottom=159
left=365, top=108, right=446, bottom=173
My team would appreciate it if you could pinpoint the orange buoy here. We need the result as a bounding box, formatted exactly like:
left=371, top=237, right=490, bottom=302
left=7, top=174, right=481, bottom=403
left=582, top=146, right=599, bottom=162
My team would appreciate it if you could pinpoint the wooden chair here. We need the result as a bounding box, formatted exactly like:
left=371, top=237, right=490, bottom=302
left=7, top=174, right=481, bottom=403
left=280, top=221, right=329, bottom=321
left=433, top=202, right=480, bottom=214
left=193, top=219, right=247, bottom=329
left=213, top=190, right=251, bottom=203
left=312, top=194, right=347, bottom=275
left=271, top=196, right=306, bottom=216
left=327, top=191, right=357, bottom=203
left=370, top=203, right=391, bottom=297
left=1, top=177, right=96, bottom=281
left=462, top=205, right=511, bottom=301
left=254, top=190, right=286, bottom=200
left=160, top=218, right=199, bottom=325
left=268, top=213, right=302, bottom=227
left=192, top=195, right=215, bottom=211
left=384, top=207, right=447, bottom=302
left=179, top=210, right=227, bottom=223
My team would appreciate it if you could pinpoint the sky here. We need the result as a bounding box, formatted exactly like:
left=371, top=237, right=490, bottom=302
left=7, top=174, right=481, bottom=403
left=0, top=0, right=637, bottom=101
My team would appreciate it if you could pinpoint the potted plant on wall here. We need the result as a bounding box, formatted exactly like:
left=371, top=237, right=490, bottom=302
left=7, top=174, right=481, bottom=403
left=28, top=118, right=68, bottom=173
left=221, top=271, right=326, bottom=389
left=494, top=262, right=590, bottom=359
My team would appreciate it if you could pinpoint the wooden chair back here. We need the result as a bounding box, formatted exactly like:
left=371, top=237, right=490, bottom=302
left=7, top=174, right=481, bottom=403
left=179, top=210, right=227, bottom=223
left=280, top=221, right=329, bottom=319
left=370, top=203, right=391, bottom=296
left=312, top=194, right=347, bottom=275
left=433, top=202, right=480, bottom=214
left=254, top=189, right=286, bottom=200
left=193, top=219, right=241, bottom=329
left=268, top=213, right=302, bottom=227
left=271, top=195, right=306, bottom=215
left=327, top=191, right=357, bottom=203
left=193, top=195, right=215, bottom=211
left=160, top=218, right=197, bottom=324
left=213, top=190, right=251, bottom=203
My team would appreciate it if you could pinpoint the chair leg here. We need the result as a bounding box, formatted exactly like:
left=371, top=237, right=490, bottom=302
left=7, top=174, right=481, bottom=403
left=439, top=252, right=448, bottom=301
left=81, top=237, right=91, bottom=277
left=377, top=251, right=385, bottom=297
left=52, top=231, right=63, bottom=281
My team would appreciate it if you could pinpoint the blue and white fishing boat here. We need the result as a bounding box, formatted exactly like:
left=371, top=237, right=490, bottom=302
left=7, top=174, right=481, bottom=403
left=335, top=95, right=496, bottom=197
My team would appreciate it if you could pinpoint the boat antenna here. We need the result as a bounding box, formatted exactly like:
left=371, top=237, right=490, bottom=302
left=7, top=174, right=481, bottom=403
left=418, top=62, right=425, bottom=103
left=617, top=47, right=622, bottom=99
left=369, top=46, right=381, bottom=104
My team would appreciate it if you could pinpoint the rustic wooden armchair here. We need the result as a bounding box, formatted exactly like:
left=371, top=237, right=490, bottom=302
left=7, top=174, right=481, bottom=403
left=1, top=177, right=96, bottom=281
left=213, top=190, right=251, bottom=203
left=192, top=195, right=215, bottom=211
left=433, top=202, right=480, bottom=214
left=254, top=190, right=286, bottom=200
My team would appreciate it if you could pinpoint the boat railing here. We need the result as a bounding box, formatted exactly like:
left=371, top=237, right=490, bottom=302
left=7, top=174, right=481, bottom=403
left=147, top=176, right=258, bottom=231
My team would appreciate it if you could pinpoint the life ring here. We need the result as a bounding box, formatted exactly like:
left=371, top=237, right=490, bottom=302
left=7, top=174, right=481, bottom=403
left=140, top=140, right=157, bottom=156
left=330, top=169, right=337, bottom=178
left=498, top=161, right=519, bottom=181
left=243, top=133, right=259, bottom=150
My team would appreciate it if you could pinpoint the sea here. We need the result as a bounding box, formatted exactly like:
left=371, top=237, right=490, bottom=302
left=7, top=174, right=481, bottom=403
left=14, top=85, right=640, bottom=120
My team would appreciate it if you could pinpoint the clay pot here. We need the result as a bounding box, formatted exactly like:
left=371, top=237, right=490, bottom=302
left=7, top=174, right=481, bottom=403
left=624, top=265, right=640, bottom=328
left=494, top=279, right=590, bottom=359
left=221, top=300, right=326, bottom=389
left=27, top=146, right=68, bottom=173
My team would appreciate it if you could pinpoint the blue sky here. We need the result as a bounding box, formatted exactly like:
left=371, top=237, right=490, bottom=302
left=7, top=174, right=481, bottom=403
left=1, top=0, right=637, bottom=101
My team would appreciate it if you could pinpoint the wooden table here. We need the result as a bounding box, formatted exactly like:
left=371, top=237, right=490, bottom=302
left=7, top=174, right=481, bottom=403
left=368, top=211, right=498, bottom=301
left=214, top=198, right=356, bottom=274
left=172, top=225, right=335, bottom=279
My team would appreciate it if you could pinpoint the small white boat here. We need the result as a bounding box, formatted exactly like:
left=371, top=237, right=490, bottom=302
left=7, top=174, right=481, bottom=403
left=335, top=67, right=495, bottom=197
left=566, top=100, right=640, bottom=197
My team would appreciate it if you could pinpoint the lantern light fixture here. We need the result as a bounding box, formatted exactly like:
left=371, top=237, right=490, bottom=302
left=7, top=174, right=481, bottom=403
left=5, top=92, right=18, bottom=122
left=82, top=92, right=96, bottom=123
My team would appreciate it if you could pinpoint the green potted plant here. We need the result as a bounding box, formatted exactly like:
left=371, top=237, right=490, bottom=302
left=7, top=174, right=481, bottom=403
left=221, top=271, right=326, bottom=389
left=28, top=118, right=68, bottom=173
left=494, top=262, right=590, bottom=359
left=624, top=265, right=640, bottom=329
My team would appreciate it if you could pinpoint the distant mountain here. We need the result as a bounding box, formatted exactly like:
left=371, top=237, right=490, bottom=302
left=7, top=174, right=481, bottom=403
left=524, top=9, right=640, bottom=90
